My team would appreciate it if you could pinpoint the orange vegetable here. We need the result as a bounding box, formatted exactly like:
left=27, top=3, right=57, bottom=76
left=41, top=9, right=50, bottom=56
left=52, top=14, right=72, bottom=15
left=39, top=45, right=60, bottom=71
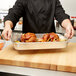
left=18, top=21, right=23, bottom=25
left=0, top=36, right=1, bottom=39
left=0, top=43, right=4, bottom=50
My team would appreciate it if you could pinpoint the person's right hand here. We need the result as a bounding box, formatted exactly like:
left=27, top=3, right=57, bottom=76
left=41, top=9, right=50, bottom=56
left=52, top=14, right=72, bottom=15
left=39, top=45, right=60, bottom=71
left=2, top=25, right=12, bottom=40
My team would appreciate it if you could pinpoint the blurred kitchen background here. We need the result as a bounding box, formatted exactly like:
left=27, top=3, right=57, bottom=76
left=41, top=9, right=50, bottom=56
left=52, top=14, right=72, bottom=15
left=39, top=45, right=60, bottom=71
left=0, top=0, right=76, bottom=76
left=0, top=0, right=76, bottom=35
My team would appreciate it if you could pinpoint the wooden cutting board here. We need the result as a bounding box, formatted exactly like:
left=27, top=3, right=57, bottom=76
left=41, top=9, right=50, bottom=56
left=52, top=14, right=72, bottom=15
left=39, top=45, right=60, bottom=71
left=0, top=43, right=76, bottom=73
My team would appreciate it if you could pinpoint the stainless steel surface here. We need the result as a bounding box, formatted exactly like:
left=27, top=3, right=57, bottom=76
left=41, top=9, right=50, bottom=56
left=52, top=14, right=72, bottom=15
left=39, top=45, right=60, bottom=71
left=0, top=65, right=76, bottom=76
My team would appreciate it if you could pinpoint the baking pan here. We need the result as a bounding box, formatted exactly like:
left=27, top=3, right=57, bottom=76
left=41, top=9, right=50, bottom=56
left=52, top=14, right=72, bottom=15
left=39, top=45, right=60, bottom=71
left=12, top=33, right=68, bottom=50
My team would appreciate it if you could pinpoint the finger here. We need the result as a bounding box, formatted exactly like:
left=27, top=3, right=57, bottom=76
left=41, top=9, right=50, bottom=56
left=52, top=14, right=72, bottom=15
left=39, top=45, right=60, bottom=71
left=64, top=33, right=70, bottom=39
left=69, top=28, right=74, bottom=39
left=8, top=30, right=12, bottom=40
left=2, top=31, right=8, bottom=40
left=64, top=33, right=68, bottom=38
left=4, top=32, right=8, bottom=40
left=68, top=30, right=72, bottom=39
left=65, top=29, right=71, bottom=39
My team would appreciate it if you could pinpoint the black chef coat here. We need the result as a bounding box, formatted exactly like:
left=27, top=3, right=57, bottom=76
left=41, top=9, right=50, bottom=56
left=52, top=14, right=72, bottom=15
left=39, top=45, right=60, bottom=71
left=4, top=0, right=70, bottom=33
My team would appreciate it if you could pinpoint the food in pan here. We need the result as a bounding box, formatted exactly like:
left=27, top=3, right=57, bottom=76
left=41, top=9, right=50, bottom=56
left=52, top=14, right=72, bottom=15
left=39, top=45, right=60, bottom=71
left=20, top=32, right=37, bottom=42
left=37, top=38, right=45, bottom=42
left=42, top=32, right=59, bottom=42
left=42, top=33, right=50, bottom=42
left=15, top=32, right=66, bottom=42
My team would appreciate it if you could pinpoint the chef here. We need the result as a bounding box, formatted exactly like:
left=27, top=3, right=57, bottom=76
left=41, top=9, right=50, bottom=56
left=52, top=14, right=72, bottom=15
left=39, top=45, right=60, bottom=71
left=2, top=0, right=74, bottom=40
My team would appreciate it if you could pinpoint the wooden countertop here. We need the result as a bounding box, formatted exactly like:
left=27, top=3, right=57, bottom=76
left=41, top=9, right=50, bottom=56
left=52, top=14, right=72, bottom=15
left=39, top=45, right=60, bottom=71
left=0, top=43, right=76, bottom=73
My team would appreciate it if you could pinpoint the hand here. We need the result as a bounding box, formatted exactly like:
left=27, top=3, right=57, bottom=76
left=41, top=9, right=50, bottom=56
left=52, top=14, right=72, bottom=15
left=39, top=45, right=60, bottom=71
left=2, top=25, right=12, bottom=40
left=62, top=19, right=74, bottom=39
left=64, top=24, right=74, bottom=39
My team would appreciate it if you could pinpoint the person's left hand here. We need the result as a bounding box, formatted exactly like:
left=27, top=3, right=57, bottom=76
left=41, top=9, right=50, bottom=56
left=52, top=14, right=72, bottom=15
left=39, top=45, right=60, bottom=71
left=62, top=19, right=74, bottom=39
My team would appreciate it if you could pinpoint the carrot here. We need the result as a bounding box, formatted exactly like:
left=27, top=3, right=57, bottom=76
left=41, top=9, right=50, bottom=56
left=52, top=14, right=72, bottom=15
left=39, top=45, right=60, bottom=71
left=0, top=43, right=4, bottom=50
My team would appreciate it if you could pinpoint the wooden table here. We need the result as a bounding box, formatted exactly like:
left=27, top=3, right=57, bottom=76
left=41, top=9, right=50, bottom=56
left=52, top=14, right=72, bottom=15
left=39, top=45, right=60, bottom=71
left=0, top=42, right=76, bottom=76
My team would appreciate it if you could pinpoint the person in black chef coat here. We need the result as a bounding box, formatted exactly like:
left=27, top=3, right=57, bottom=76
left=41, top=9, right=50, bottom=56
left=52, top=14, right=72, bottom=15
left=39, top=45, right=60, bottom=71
left=2, top=0, right=74, bottom=40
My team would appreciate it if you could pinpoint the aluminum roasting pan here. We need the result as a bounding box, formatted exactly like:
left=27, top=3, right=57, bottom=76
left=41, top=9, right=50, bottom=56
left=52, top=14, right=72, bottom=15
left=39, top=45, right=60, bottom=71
left=12, top=33, right=68, bottom=50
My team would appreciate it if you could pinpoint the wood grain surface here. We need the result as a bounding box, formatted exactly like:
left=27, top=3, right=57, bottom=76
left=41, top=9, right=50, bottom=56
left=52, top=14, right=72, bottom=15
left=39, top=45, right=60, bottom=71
left=0, top=43, right=76, bottom=73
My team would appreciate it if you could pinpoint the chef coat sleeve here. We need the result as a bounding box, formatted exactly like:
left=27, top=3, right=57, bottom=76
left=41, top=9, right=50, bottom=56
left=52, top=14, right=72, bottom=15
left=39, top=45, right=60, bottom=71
left=54, top=0, right=70, bottom=25
left=4, top=0, right=24, bottom=29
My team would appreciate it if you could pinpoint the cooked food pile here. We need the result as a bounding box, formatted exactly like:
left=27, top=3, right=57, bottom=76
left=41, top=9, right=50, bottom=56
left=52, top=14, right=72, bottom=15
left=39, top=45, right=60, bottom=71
left=15, top=32, right=66, bottom=42
left=21, top=33, right=36, bottom=42
left=42, top=32, right=59, bottom=42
